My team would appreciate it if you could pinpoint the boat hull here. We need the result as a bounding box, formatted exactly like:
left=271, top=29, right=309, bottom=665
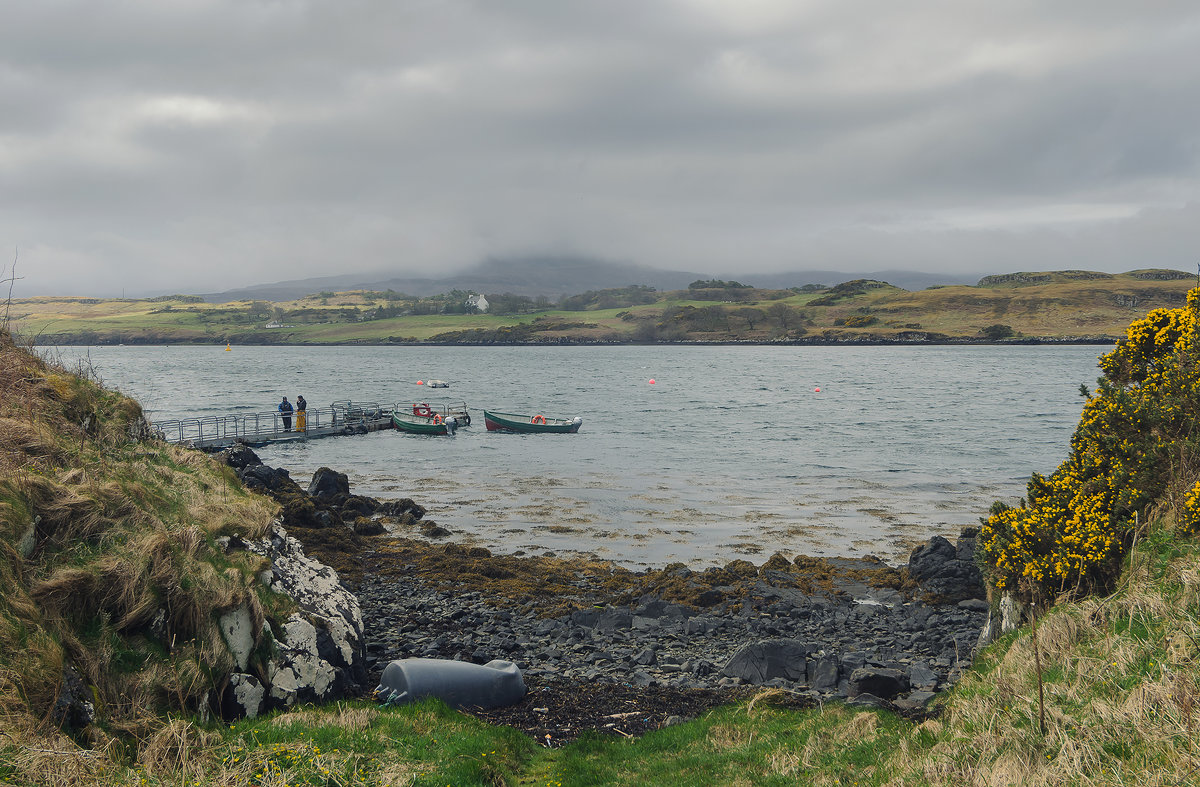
left=400, top=401, right=472, bottom=426
left=482, top=410, right=582, bottom=434
left=392, top=412, right=455, bottom=435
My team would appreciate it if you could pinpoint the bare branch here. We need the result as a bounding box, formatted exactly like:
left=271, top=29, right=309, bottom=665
left=2, top=246, right=26, bottom=335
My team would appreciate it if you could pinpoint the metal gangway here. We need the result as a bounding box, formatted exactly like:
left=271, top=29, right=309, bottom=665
left=152, top=401, right=394, bottom=450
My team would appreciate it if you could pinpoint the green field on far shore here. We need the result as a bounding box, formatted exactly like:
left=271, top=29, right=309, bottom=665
left=8, top=269, right=1194, bottom=345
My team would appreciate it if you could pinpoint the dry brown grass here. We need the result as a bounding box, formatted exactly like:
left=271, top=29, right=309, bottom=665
left=706, top=722, right=754, bottom=750
left=919, top=546, right=1200, bottom=786
left=0, top=330, right=286, bottom=763
left=137, top=718, right=221, bottom=783
left=269, top=702, right=380, bottom=733
left=744, top=687, right=791, bottom=717
left=831, top=709, right=879, bottom=745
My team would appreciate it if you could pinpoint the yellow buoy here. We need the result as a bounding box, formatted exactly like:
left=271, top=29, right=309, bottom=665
left=225, top=343, right=231, bottom=351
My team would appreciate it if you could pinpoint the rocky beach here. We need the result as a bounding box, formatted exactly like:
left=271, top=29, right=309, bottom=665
left=224, top=445, right=989, bottom=742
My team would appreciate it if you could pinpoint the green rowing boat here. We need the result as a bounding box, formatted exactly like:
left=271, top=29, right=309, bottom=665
left=392, top=410, right=457, bottom=435
left=482, top=410, right=582, bottom=434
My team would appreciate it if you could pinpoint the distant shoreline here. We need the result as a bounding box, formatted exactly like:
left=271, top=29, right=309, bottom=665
left=33, top=336, right=1119, bottom=348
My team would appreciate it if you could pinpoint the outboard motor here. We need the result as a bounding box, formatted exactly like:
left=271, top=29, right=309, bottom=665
left=445, top=415, right=458, bottom=434
left=375, top=658, right=526, bottom=710
left=571, top=416, right=583, bottom=429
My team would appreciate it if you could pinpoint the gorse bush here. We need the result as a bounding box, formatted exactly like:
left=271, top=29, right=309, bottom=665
left=980, top=289, right=1200, bottom=597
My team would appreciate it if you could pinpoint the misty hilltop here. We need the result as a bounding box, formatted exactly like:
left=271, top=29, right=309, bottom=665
left=197, top=257, right=978, bottom=303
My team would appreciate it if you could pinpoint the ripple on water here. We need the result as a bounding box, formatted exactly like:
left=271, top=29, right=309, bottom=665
left=67, top=343, right=1103, bottom=568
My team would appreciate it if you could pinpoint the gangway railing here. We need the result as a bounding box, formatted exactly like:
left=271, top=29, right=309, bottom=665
left=152, top=401, right=393, bottom=447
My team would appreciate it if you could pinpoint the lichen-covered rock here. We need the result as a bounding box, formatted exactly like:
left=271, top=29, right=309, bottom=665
left=267, top=614, right=339, bottom=707
left=219, top=603, right=257, bottom=672
left=244, top=523, right=367, bottom=712
left=222, top=673, right=266, bottom=719
left=977, top=589, right=1028, bottom=649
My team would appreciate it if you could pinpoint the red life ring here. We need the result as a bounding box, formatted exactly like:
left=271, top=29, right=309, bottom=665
left=413, top=402, right=433, bottom=417
left=432, top=414, right=443, bottom=425
left=531, top=414, right=547, bottom=425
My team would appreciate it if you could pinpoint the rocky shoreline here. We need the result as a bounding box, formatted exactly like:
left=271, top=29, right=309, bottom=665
left=223, top=446, right=990, bottom=740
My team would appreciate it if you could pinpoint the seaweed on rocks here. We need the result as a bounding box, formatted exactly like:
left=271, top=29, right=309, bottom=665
left=221, top=451, right=988, bottom=743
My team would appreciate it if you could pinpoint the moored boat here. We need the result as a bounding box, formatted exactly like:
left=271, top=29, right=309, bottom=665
left=482, top=410, right=582, bottom=434
left=392, top=409, right=458, bottom=435
left=403, top=401, right=471, bottom=426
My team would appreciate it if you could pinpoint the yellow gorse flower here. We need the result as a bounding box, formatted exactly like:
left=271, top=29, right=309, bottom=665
left=980, top=287, right=1200, bottom=594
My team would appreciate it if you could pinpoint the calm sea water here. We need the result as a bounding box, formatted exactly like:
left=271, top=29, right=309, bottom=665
left=54, top=344, right=1108, bottom=568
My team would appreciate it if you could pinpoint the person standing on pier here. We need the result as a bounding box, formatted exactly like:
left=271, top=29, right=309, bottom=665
left=279, top=396, right=293, bottom=431
left=295, top=394, right=307, bottom=432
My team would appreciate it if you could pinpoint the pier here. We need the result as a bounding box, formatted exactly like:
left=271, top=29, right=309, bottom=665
left=153, top=400, right=394, bottom=450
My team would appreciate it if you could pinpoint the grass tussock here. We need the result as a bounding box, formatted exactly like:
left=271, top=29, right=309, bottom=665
left=0, top=330, right=283, bottom=768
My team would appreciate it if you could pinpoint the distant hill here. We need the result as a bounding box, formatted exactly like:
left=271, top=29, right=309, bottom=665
left=198, top=257, right=700, bottom=302
left=977, top=268, right=1194, bottom=287
left=24, top=267, right=1199, bottom=347
left=197, top=257, right=978, bottom=303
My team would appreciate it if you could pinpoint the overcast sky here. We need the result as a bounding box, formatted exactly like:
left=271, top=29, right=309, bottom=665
left=3, top=1, right=1199, bottom=297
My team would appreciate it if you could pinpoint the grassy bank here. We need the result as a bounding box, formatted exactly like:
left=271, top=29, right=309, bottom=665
left=5, top=281, right=1200, bottom=784
left=5, top=521, right=1197, bottom=786
left=9, top=268, right=1194, bottom=345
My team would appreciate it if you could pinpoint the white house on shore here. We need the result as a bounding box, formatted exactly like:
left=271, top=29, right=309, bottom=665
left=466, top=294, right=489, bottom=312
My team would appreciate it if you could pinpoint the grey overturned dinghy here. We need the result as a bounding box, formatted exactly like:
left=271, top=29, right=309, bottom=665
left=374, top=658, right=526, bottom=710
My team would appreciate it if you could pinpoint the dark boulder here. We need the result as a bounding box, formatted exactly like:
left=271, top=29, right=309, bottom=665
left=907, top=532, right=984, bottom=602
left=908, top=662, right=939, bottom=689
left=721, top=639, right=813, bottom=685
left=808, top=653, right=840, bottom=691
left=221, top=443, right=263, bottom=470
left=634, top=599, right=692, bottom=620
left=237, top=464, right=300, bottom=496
left=353, top=517, right=387, bottom=536
left=52, top=663, right=95, bottom=730
left=379, top=498, right=426, bottom=520
left=848, top=667, right=909, bottom=699
left=280, top=496, right=319, bottom=527
left=340, top=495, right=379, bottom=518
left=419, top=521, right=451, bottom=538
left=595, top=608, right=633, bottom=632
left=308, top=467, right=349, bottom=500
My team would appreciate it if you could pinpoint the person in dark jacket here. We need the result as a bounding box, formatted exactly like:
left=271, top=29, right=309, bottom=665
left=279, top=396, right=293, bottom=431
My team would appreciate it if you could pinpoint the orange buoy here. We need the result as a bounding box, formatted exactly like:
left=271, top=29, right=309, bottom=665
left=814, top=387, right=821, bottom=393
left=648, top=379, right=656, bottom=385
left=416, top=380, right=424, bottom=385
left=531, top=414, right=547, bottom=425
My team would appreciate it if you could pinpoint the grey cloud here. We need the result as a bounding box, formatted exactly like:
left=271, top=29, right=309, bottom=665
left=2, top=1, right=1199, bottom=296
